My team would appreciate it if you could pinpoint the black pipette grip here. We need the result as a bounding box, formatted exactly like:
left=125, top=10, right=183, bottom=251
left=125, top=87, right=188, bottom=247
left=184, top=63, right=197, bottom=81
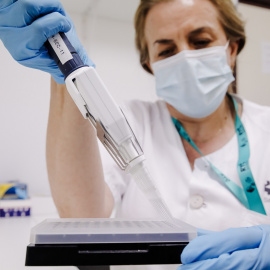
left=45, top=32, right=87, bottom=80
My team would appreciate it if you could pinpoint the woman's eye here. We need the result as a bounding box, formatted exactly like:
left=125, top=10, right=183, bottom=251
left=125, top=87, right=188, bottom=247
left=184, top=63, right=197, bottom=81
left=193, top=39, right=211, bottom=49
left=158, top=47, right=175, bottom=58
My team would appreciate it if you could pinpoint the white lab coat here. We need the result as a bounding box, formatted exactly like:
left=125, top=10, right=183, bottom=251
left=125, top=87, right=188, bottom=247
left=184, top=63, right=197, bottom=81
left=99, top=95, right=270, bottom=270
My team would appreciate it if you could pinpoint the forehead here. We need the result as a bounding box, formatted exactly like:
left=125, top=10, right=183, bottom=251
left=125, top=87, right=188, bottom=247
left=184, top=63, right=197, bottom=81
left=145, top=0, right=224, bottom=42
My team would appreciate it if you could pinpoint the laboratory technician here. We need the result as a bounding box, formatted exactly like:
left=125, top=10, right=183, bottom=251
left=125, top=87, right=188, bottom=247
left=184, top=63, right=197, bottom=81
left=1, top=0, right=270, bottom=269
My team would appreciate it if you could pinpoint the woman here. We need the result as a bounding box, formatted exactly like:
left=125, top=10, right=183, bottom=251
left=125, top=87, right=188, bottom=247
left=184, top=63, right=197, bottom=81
left=1, top=0, right=270, bottom=268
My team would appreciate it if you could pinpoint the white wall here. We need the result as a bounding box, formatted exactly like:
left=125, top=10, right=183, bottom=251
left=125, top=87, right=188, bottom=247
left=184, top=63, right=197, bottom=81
left=0, top=43, right=51, bottom=196
left=237, top=4, right=270, bottom=105
left=88, top=17, right=157, bottom=104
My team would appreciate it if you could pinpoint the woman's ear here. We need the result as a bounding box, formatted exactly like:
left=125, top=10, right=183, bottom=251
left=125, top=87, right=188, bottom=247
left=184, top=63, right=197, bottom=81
left=228, top=41, right=239, bottom=70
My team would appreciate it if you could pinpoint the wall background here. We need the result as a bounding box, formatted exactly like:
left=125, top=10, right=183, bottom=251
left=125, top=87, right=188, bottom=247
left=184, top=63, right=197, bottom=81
left=237, top=4, right=270, bottom=104
left=0, top=1, right=270, bottom=196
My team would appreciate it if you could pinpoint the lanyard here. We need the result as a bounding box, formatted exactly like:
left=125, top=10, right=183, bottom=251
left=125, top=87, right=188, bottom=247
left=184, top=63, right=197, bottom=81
left=172, top=97, right=266, bottom=215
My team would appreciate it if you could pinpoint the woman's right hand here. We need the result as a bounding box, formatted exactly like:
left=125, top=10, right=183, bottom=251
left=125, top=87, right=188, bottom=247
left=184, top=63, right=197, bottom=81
left=0, top=0, right=94, bottom=84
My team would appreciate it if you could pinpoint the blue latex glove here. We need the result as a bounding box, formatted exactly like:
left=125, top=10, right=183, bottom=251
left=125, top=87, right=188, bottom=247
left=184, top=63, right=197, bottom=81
left=0, top=0, right=94, bottom=84
left=177, top=225, right=270, bottom=270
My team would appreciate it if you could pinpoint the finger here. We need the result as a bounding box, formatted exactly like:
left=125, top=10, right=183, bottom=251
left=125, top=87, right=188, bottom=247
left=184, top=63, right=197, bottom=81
left=253, top=225, right=270, bottom=269
left=197, top=228, right=215, bottom=237
left=180, top=248, right=259, bottom=270
left=0, top=0, right=66, bottom=28
left=181, top=226, right=262, bottom=264
left=0, top=0, right=17, bottom=9
left=26, top=12, right=71, bottom=50
left=0, top=12, right=71, bottom=60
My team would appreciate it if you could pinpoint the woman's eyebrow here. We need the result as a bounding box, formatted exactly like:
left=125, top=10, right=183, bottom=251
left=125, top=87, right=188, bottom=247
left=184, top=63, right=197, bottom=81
left=153, top=39, right=174, bottom=46
left=188, top=26, right=214, bottom=37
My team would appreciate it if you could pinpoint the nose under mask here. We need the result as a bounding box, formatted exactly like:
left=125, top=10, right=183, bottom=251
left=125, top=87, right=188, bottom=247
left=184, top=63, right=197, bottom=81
left=152, top=42, right=235, bottom=119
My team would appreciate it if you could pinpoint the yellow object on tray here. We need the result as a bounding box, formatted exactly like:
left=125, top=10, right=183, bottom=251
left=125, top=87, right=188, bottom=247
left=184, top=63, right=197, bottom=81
left=0, top=181, right=28, bottom=200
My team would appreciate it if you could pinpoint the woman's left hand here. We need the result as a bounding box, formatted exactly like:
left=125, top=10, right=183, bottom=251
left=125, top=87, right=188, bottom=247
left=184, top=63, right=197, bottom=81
left=178, top=225, right=270, bottom=270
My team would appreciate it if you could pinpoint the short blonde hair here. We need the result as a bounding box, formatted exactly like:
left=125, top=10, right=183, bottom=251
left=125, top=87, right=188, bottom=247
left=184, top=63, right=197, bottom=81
left=134, top=0, right=246, bottom=74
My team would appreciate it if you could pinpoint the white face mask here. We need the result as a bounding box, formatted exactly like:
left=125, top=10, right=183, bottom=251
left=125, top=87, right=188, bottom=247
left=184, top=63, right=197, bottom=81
left=152, top=42, right=235, bottom=119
